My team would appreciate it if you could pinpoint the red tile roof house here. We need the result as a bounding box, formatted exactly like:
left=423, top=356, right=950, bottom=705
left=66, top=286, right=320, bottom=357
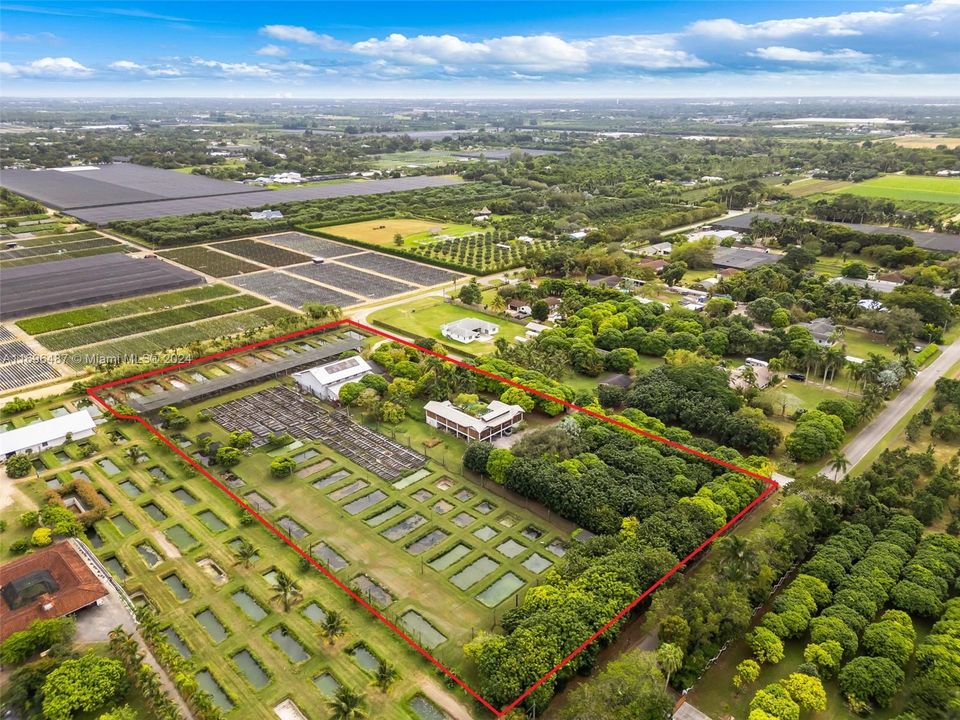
left=0, top=540, right=109, bottom=641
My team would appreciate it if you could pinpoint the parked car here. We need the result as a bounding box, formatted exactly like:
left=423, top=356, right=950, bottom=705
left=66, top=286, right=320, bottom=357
left=787, top=373, right=806, bottom=382
left=913, top=346, right=923, bottom=353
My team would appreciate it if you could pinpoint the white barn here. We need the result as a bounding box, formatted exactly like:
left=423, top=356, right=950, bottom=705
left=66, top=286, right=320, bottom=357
left=292, top=356, right=373, bottom=402
left=441, top=318, right=499, bottom=344
left=1, top=411, right=97, bottom=459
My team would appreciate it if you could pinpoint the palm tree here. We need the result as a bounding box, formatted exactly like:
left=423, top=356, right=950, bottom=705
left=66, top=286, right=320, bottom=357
left=656, top=643, right=684, bottom=692
left=900, top=357, right=918, bottom=381
left=373, top=661, right=399, bottom=692
left=125, top=445, right=147, bottom=464
left=489, top=292, right=507, bottom=315
left=802, top=344, right=822, bottom=380
left=715, top=535, right=758, bottom=582
left=319, top=610, right=347, bottom=645
left=894, top=338, right=912, bottom=359
left=829, top=450, right=850, bottom=480
left=232, top=539, right=257, bottom=568
left=328, top=686, right=367, bottom=720
left=271, top=570, right=302, bottom=611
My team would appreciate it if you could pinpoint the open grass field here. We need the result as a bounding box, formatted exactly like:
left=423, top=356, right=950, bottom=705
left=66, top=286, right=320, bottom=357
left=831, top=174, right=960, bottom=205
left=884, top=135, right=960, bottom=149
left=779, top=177, right=853, bottom=197
left=366, top=150, right=465, bottom=170
left=369, top=297, right=528, bottom=355
left=321, top=218, right=477, bottom=248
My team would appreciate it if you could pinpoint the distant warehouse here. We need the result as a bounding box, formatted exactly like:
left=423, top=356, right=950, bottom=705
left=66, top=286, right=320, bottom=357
left=712, top=246, right=781, bottom=270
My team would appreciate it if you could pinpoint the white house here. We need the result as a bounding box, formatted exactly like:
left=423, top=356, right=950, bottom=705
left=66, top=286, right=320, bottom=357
left=424, top=400, right=524, bottom=442
left=292, top=356, right=373, bottom=402
left=507, top=299, right=532, bottom=317
left=1, top=411, right=97, bottom=459
left=250, top=209, right=283, bottom=220
left=635, top=241, right=673, bottom=257
left=857, top=299, right=886, bottom=311
left=441, top=318, right=499, bottom=344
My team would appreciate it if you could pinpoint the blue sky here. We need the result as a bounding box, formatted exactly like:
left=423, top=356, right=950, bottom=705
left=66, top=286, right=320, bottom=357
left=1, top=1, right=958, bottom=97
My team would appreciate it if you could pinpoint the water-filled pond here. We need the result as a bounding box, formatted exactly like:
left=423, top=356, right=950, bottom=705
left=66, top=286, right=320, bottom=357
left=197, top=510, right=228, bottom=532
left=400, top=611, right=447, bottom=649
left=148, top=466, right=171, bottom=482
left=352, top=575, right=393, bottom=607
left=54, top=450, right=71, bottom=463
left=311, top=543, right=348, bottom=571
left=268, top=627, right=310, bottom=663
left=344, top=490, right=386, bottom=515
left=163, top=627, right=191, bottom=658
left=172, top=487, right=198, bottom=505
left=432, top=499, right=454, bottom=514
left=313, top=672, right=340, bottom=696
left=428, top=543, right=472, bottom=571
left=406, top=529, right=449, bottom=555
left=473, top=525, right=498, bottom=541
left=44, top=476, right=62, bottom=491
left=231, top=590, right=268, bottom=621
left=411, top=488, right=433, bottom=502
left=496, top=539, right=526, bottom=558
left=522, top=553, right=553, bottom=574
left=228, top=538, right=258, bottom=562
left=450, top=556, right=499, bottom=590
left=474, top=500, right=495, bottom=514
left=546, top=539, right=567, bottom=557
left=165, top=525, right=198, bottom=551
left=312, top=468, right=348, bottom=488
left=195, top=610, right=228, bottom=643
left=195, top=670, right=233, bottom=711
left=521, top=525, right=544, bottom=541
left=71, top=469, right=90, bottom=481
left=85, top=526, right=103, bottom=548
left=244, top=492, right=274, bottom=512
left=111, top=514, right=135, bottom=535
left=232, top=649, right=270, bottom=689
left=410, top=695, right=450, bottom=720
left=381, top=513, right=426, bottom=541
left=350, top=644, right=380, bottom=672
left=104, top=556, right=127, bottom=580
left=163, top=573, right=191, bottom=600
left=476, top=572, right=525, bottom=607
left=142, top=502, right=167, bottom=521
left=278, top=517, right=308, bottom=539
left=451, top=512, right=475, bottom=528
left=137, top=543, right=162, bottom=567
left=303, top=602, right=327, bottom=625
left=292, top=449, right=320, bottom=463
left=97, top=458, right=121, bottom=476
left=454, top=489, right=474, bottom=502
left=119, top=480, right=142, bottom=498
left=328, top=479, right=368, bottom=501
left=364, top=503, right=405, bottom=526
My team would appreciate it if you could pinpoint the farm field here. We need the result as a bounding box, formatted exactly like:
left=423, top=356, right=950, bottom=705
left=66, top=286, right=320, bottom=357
left=884, top=135, right=960, bottom=149
left=15, top=284, right=239, bottom=335
left=213, top=238, right=313, bottom=267
left=779, top=177, right=853, bottom=197
left=1, top=393, right=464, bottom=720
left=366, top=150, right=465, bottom=169
left=369, top=296, right=528, bottom=355
left=831, top=173, right=960, bottom=204
left=320, top=218, right=477, bottom=248
left=159, top=246, right=264, bottom=277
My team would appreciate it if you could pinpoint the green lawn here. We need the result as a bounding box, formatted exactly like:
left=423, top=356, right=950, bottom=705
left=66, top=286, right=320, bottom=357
left=831, top=174, right=960, bottom=205
left=366, top=151, right=465, bottom=170
left=369, top=297, right=528, bottom=355
left=840, top=327, right=895, bottom=360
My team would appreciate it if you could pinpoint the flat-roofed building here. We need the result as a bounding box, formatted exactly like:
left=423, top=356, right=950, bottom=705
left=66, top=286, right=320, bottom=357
left=424, top=399, right=524, bottom=442
left=1, top=410, right=96, bottom=459
left=292, top=355, right=373, bottom=402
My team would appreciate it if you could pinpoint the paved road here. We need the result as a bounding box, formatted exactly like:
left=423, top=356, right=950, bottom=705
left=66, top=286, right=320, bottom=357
left=828, top=336, right=960, bottom=479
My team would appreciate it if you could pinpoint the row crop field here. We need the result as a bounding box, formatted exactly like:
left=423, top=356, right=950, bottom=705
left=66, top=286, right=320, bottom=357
left=36, top=295, right=267, bottom=350
left=16, top=284, right=239, bottom=335
left=213, top=238, right=312, bottom=267
left=779, top=178, right=854, bottom=197
left=159, top=246, right=264, bottom=277
left=831, top=174, right=960, bottom=204
left=4, top=230, right=103, bottom=247
left=66, top=306, right=294, bottom=368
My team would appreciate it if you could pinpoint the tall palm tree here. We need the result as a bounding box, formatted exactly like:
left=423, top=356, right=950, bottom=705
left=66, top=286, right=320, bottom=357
left=829, top=450, right=850, bottom=480
left=125, top=445, right=148, bottom=464
left=894, top=338, right=912, bottom=359
left=328, top=686, right=367, bottom=720
left=232, top=539, right=258, bottom=568
left=715, top=535, right=759, bottom=582
left=656, top=643, right=684, bottom=692
left=271, top=570, right=302, bottom=611
left=489, top=292, right=507, bottom=315
left=373, top=661, right=399, bottom=692
left=319, top=610, right=347, bottom=645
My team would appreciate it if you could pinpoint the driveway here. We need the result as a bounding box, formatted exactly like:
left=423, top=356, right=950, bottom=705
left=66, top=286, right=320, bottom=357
left=827, top=336, right=960, bottom=479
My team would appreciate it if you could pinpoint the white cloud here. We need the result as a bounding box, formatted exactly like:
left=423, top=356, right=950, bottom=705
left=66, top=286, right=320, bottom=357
left=256, top=44, right=287, bottom=57
left=260, top=24, right=342, bottom=49
left=0, top=56, right=94, bottom=78
left=0, top=31, right=58, bottom=42
left=752, top=46, right=870, bottom=63
left=350, top=32, right=705, bottom=71
left=108, top=60, right=180, bottom=76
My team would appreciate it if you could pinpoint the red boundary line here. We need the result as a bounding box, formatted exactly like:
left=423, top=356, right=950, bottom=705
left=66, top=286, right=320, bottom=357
left=86, top=319, right=777, bottom=716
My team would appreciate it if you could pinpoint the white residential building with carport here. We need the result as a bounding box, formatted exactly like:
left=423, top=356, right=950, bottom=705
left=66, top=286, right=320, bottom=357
left=440, top=318, right=499, bottom=344
left=292, top=356, right=373, bottom=402
left=1, top=411, right=97, bottom=459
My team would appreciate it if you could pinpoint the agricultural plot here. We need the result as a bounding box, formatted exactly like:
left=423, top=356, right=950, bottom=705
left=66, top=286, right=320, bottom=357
left=290, top=262, right=417, bottom=299
left=365, top=150, right=465, bottom=169
left=257, top=232, right=357, bottom=258
left=319, top=218, right=475, bottom=247
left=227, top=271, right=360, bottom=309
left=414, top=234, right=551, bottom=273
left=0, top=235, right=119, bottom=262
left=779, top=178, right=853, bottom=197
left=0, top=359, right=58, bottom=391
left=0, top=340, right=34, bottom=362
left=15, top=284, right=239, bottom=335
left=65, top=306, right=292, bottom=368
left=35, top=295, right=267, bottom=351
left=159, top=246, right=263, bottom=277
left=213, top=239, right=313, bottom=267
left=832, top=174, right=960, bottom=205
left=336, top=251, right=464, bottom=286
left=0, top=240, right=128, bottom=268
